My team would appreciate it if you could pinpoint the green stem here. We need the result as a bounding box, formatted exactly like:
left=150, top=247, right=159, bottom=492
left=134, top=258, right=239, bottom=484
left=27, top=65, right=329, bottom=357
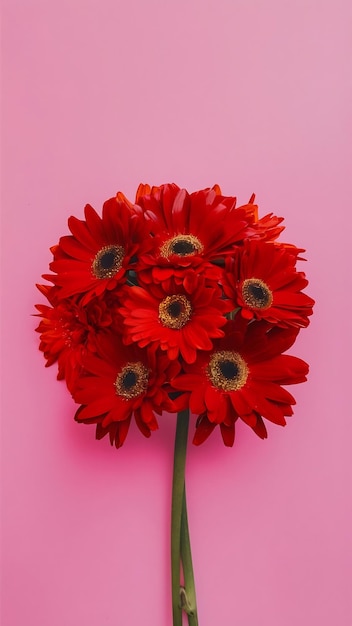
left=171, top=410, right=190, bottom=626
left=180, top=487, right=199, bottom=626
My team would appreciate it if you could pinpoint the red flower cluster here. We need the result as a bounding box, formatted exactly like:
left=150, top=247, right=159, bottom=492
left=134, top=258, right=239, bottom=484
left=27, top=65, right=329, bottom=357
left=36, top=184, right=314, bottom=447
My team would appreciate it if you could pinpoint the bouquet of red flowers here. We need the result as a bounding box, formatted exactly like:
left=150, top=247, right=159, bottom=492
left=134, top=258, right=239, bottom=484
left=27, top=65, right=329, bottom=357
left=36, top=183, right=314, bottom=624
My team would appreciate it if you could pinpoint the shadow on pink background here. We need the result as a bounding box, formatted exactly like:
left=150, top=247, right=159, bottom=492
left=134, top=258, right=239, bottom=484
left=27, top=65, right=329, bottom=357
left=1, top=1, right=351, bottom=624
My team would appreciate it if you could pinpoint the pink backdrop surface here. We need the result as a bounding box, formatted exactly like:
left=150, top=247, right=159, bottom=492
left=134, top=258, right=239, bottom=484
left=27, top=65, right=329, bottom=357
left=1, top=1, right=351, bottom=625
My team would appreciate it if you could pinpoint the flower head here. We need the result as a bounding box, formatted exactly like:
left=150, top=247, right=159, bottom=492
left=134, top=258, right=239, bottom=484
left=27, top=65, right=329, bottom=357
left=43, top=198, right=149, bottom=305
left=172, top=319, right=309, bottom=446
left=242, top=193, right=285, bottom=242
left=223, top=241, right=315, bottom=328
left=35, top=284, right=120, bottom=391
left=133, top=184, right=256, bottom=285
left=120, top=274, right=230, bottom=363
left=73, top=333, right=175, bottom=448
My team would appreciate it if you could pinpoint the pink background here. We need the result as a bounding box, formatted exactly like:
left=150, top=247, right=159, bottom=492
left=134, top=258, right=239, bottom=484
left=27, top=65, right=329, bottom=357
left=1, top=1, right=351, bottom=624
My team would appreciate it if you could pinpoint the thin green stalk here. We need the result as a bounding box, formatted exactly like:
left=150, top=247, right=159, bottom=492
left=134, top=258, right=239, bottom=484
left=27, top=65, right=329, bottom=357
left=171, top=410, right=190, bottom=626
left=180, top=487, right=198, bottom=626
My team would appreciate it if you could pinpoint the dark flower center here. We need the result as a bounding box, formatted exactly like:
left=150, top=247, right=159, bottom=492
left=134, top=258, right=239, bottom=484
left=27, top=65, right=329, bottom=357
left=207, top=351, right=248, bottom=392
left=160, top=234, right=203, bottom=259
left=159, top=295, right=192, bottom=329
left=114, top=362, right=149, bottom=399
left=92, top=245, right=125, bottom=279
left=168, top=301, right=182, bottom=318
left=219, top=360, right=239, bottom=380
left=172, top=240, right=196, bottom=255
left=122, top=370, right=137, bottom=390
left=100, top=251, right=116, bottom=269
left=241, top=278, right=273, bottom=309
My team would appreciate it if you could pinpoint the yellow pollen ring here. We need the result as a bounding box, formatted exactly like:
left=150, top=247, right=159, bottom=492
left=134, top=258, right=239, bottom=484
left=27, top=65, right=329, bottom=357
left=92, top=244, right=125, bottom=279
left=159, top=234, right=203, bottom=258
left=207, top=350, right=248, bottom=392
left=241, top=278, right=273, bottom=310
left=158, top=295, right=192, bottom=329
left=114, top=362, right=149, bottom=399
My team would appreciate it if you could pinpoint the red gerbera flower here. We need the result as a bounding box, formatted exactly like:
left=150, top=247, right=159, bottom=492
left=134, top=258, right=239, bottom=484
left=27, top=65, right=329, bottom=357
left=223, top=240, right=315, bottom=328
left=119, top=274, right=230, bottom=363
left=172, top=319, right=309, bottom=446
left=133, top=183, right=255, bottom=285
left=73, top=333, right=175, bottom=448
left=242, top=193, right=285, bottom=242
left=43, top=197, right=149, bottom=305
left=35, top=284, right=120, bottom=392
